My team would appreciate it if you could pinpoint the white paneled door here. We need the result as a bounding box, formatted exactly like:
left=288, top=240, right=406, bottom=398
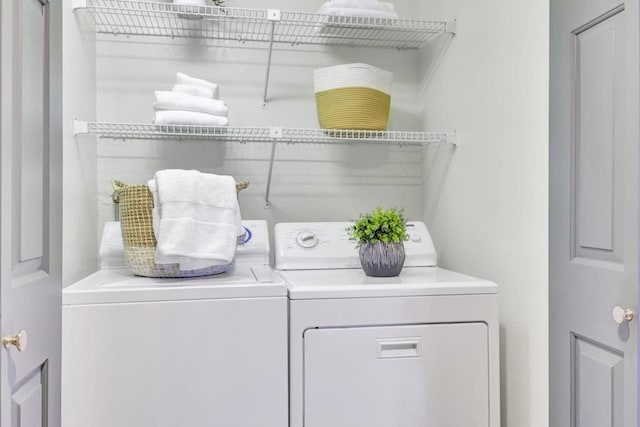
left=0, top=1, right=62, bottom=426
left=550, top=0, right=639, bottom=426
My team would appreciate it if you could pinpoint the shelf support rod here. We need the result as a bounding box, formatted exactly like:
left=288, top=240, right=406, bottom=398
left=262, top=9, right=281, bottom=106
left=264, top=127, right=283, bottom=208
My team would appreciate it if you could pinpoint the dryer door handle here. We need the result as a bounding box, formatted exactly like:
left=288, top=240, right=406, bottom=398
left=377, top=337, right=422, bottom=359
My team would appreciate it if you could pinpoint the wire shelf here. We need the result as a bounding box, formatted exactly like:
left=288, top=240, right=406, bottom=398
left=74, top=120, right=454, bottom=147
left=74, top=0, right=451, bottom=49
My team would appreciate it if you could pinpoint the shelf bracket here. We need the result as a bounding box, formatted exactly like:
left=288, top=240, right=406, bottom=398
left=72, top=0, right=87, bottom=11
left=264, top=126, right=282, bottom=208
left=445, top=19, right=456, bottom=36
left=447, top=132, right=457, bottom=146
left=262, top=9, right=281, bottom=106
left=73, top=118, right=88, bottom=136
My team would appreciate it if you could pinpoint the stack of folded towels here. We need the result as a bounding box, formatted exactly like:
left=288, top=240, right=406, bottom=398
left=148, top=169, right=243, bottom=272
left=316, top=0, right=398, bottom=19
left=153, top=72, right=229, bottom=126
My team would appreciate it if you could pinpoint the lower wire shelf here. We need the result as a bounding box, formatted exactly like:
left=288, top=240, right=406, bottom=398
left=73, top=119, right=455, bottom=146
left=73, top=119, right=456, bottom=206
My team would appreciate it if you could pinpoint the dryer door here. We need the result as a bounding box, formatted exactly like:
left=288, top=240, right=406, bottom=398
left=304, top=323, right=489, bottom=427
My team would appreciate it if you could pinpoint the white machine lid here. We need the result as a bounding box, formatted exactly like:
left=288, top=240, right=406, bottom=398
left=280, top=267, right=497, bottom=299
left=62, top=265, right=286, bottom=305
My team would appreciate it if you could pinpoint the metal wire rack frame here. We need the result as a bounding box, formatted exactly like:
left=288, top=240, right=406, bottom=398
left=72, top=0, right=455, bottom=103
left=72, top=0, right=453, bottom=47
left=73, top=119, right=456, bottom=207
left=73, top=120, right=453, bottom=145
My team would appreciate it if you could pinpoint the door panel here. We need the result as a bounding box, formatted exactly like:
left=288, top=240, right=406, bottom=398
left=572, top=10, right=623, bottom=264
left=1, top=0, right=62, bottom=426
left=304, top=323, right=489, bottom=427
left=11, top=364, right=47, bottom=427
left=550, top=0, right=638, bottom=425
left=16, top=0, right=45, bottom=263
left=573, top=336, right=624, bottom=427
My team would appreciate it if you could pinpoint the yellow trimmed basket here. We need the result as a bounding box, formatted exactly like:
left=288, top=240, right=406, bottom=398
left=112, top=180, right=249, bottom=278
left=314, top=63, right=392, bottom=131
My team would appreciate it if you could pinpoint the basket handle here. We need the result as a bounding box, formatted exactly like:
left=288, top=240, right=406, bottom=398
left=235, top=180, right=249, bottom=192
left=112, top=180, right=127, bottom=204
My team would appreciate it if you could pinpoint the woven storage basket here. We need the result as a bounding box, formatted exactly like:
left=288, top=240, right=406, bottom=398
left=313, top=63, right=392, bottom=131
left=112, top=180, right=248, bottom=278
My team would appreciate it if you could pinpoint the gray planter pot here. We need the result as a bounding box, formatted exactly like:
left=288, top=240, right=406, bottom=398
left=358, top=241, right=406, bottom=277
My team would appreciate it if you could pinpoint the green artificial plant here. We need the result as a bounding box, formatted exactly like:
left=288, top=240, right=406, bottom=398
left=347, top=208, right=407, bottom=247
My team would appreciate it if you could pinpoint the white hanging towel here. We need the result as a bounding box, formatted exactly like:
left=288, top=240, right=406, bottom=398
left=316, top=6, right=398, bottom=19
left=172, top=83, right=216, bottom=99
left=154, top=91, right=228, bottom=116
left=324, top=0, right=395, bottom=13
left=153, top=110, right=229, bottom=126
left=147, top=178, right=161, bottom=239
left=153, top=170, right=241, bottom=271
left=176, top=72, right=220, bottom=98
left=99, top=222, right=126, bottom=269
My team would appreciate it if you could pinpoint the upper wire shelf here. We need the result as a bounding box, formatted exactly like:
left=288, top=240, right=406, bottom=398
left=73, top=120, right=455, bottom=147
left=72, top=0, right=454, bottom=49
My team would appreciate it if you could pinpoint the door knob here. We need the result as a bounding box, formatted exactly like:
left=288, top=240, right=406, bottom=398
left=612, top=306, right=634, bottom=324
left=3, top=330, right=27, bottom=352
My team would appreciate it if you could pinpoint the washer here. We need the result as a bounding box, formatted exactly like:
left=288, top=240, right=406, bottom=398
left=62, top=220, right=288, bottom=427
left=275, top=221, right=500, bottom=427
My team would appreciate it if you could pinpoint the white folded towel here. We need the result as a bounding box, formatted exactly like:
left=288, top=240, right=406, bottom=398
left=154, top=91, right=228, bottom=116
left=153, top=110, right=229, bottom=126
left=330, top=0, right=378, bottom=5
left=324, top=0, right=395, bottom=13
left=176, top=72, right=220, bottom=98
left=317, top=6, right=398, bottom=19
left=172, top=84, right=216, bottom=99
left=172, top=0, right=206, bottom=5
left=153, top=170, right=240, bottom=270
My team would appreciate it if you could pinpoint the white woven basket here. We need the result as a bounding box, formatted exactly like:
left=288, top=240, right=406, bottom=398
left=313, top=63, right=392, bottom=94
left=313, top=63, right=392, bottom=131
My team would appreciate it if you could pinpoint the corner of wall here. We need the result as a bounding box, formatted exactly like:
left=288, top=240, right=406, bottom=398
left=62, top=3, right=98, bottom=286
left=418, top=1, right=550, bottom=426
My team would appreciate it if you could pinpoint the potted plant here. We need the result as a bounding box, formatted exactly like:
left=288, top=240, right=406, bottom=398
left=347, top=207, right=407, bottom=277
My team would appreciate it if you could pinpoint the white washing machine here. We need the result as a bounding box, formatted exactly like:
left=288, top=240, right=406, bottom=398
left=62, top=220, right=288, bottom=427
left=275, top=222, right=500, bottom=427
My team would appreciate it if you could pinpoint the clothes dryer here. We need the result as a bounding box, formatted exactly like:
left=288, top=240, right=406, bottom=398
left=62, top=220, right=288, bottom=427
left=275, top=221, right=500, bottom=427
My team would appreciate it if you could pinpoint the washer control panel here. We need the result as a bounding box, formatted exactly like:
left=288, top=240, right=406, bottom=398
left=235, top=220, right=270, bottom=266
left=275, top=221, right=437, bottom=270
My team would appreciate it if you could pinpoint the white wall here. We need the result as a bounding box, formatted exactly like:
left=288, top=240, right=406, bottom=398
left=92, top=0, right=426, bottom=246
left=62, top=3, right=98, bottom=285
left=419, top=2, right=549, bottom=427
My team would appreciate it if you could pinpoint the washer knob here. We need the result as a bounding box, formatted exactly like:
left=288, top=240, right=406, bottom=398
left=296, top=231, right=319, bottom=248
